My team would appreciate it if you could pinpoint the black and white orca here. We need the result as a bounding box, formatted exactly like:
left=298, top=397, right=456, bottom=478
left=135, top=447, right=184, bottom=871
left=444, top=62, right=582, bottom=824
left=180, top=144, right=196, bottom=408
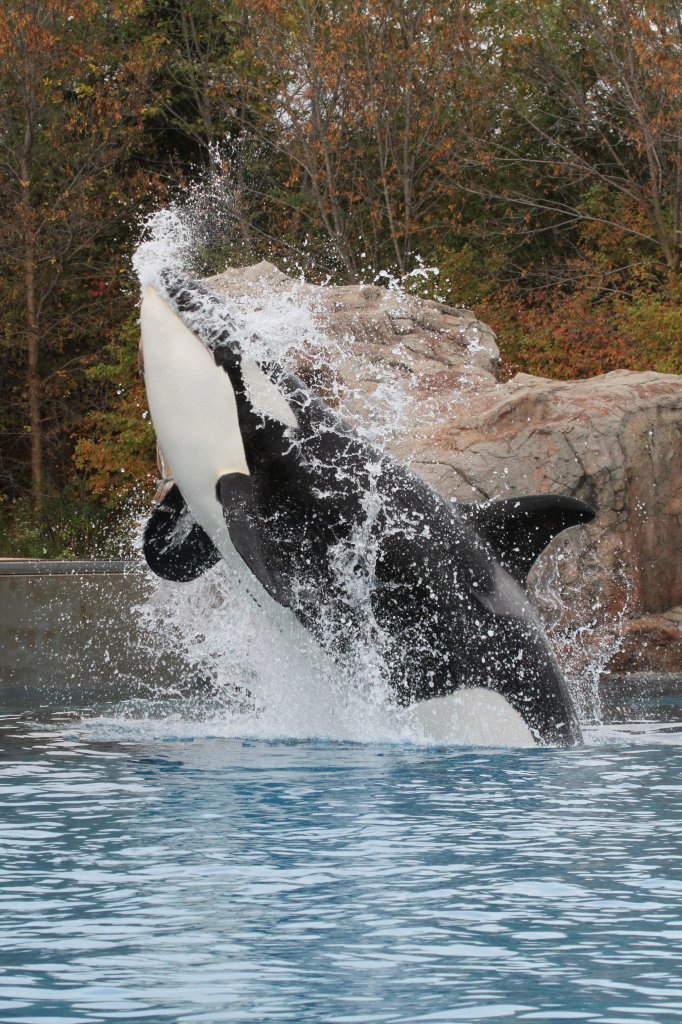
left=140, top=274, right=595, bottom=747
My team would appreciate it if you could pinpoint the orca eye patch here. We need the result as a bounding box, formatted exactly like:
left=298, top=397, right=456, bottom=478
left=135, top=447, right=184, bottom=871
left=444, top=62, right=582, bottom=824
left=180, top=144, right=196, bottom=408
left=240, top=359, right=299, bottom=430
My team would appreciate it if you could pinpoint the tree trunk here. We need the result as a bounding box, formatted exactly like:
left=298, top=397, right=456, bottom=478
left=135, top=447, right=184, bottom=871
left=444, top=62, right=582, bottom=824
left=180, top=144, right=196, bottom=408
left=25, top=249, right=41, bottom=516
left=20, top=143, right=42, bottom=516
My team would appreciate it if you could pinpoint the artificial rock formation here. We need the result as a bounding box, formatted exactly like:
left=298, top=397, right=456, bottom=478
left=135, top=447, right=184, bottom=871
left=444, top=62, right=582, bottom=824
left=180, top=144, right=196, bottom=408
left=206, top=262, right=682, bottom=675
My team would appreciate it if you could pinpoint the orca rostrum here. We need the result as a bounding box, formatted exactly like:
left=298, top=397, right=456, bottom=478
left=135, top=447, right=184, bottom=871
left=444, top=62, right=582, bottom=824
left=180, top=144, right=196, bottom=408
left=140, top=273, right=595, bottom=747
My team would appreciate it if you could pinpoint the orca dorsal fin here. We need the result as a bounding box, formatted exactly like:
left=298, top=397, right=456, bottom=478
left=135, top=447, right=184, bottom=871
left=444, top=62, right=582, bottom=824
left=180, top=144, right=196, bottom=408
left=464, top=494, right=596, bottom=585
left=143, top=484, right=221, bottom=582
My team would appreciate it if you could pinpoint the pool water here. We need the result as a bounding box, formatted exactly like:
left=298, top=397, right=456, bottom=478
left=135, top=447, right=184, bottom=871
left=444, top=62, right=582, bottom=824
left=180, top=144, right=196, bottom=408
left=1, top=694, right=681, bottom=1024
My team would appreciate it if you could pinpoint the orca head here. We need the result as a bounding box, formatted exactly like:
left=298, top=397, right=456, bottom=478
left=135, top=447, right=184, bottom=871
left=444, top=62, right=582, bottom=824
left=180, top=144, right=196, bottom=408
left=140, top=285, right=250, bottom=531
left=151, top=272, right=300, bottom=433
left=140, top=282, right=301, bottom=600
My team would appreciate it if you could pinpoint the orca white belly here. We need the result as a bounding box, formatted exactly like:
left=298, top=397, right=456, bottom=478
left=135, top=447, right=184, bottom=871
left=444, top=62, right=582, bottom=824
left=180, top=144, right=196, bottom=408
left=141, top=286, right=247, bottom=555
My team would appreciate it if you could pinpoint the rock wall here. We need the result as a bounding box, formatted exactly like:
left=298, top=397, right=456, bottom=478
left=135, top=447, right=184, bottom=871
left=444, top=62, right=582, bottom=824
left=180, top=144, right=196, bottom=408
left=206, top=262, right=682, bottom=674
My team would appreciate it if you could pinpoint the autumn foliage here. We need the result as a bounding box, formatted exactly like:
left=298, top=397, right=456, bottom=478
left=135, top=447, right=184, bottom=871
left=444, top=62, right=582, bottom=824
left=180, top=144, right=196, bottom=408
left=0, top=0, right=680, bottom=555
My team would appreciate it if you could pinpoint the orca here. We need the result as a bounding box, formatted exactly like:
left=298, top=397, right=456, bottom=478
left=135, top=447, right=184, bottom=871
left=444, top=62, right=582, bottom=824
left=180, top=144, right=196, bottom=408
left=140, top=273, right=596, bottom=747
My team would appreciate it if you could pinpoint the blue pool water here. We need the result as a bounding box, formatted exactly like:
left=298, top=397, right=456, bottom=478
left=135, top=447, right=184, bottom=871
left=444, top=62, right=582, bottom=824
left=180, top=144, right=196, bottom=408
left=1, top=697, right=681, bottom=1024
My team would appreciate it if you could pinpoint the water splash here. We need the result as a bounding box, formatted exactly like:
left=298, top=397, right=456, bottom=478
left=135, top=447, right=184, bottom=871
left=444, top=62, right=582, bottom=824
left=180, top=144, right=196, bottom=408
left=133, top=207, right=194, bottom=292
left=133, top=153, right=240, bottom=290
left=133, top=563, right=398, bottom=743
left=531, top=531, right=632, bottom=725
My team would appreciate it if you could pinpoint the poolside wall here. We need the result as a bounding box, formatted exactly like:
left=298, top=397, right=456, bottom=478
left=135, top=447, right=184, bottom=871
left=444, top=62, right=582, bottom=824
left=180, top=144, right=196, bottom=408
left=0, top=560, right=187, bottom=704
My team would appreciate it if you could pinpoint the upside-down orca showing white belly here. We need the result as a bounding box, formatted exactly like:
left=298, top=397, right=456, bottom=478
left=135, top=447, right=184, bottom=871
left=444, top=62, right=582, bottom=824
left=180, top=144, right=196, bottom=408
left=140, top=274, right=595, bottom=747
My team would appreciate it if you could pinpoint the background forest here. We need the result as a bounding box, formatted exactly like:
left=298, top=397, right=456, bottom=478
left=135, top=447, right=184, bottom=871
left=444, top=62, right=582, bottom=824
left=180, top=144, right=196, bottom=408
left=1, top=0, right=681, bottom=557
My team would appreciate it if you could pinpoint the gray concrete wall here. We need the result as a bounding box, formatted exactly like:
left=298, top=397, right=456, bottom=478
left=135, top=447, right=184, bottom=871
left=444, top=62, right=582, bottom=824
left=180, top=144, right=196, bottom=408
left=0, top=560, right=184, bottom=705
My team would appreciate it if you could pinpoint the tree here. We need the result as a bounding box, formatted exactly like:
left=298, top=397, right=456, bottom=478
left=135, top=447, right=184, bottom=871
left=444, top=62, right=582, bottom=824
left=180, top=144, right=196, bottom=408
left=249, top=0, right=475, bottom=281
left=456, top=0, right=682, bottom=285
left=0, top=0, right=155, bottom=516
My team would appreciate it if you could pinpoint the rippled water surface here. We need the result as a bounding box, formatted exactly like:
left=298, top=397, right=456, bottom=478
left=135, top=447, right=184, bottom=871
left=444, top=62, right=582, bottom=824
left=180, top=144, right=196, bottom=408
left=1, top=695, right=681, bottom=1024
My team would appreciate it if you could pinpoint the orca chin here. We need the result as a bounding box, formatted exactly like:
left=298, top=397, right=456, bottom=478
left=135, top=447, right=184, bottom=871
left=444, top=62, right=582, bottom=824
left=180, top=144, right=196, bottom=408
left=140, top=276, right=596, bottom=748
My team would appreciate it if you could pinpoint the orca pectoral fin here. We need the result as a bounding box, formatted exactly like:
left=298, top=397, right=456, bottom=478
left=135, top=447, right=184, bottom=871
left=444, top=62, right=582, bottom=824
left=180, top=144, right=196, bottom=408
left=143, top=484, right=221, bottom=582
left=217, top=473, right=291, bottom=607
left=464, top=494, right=596, bottom=585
